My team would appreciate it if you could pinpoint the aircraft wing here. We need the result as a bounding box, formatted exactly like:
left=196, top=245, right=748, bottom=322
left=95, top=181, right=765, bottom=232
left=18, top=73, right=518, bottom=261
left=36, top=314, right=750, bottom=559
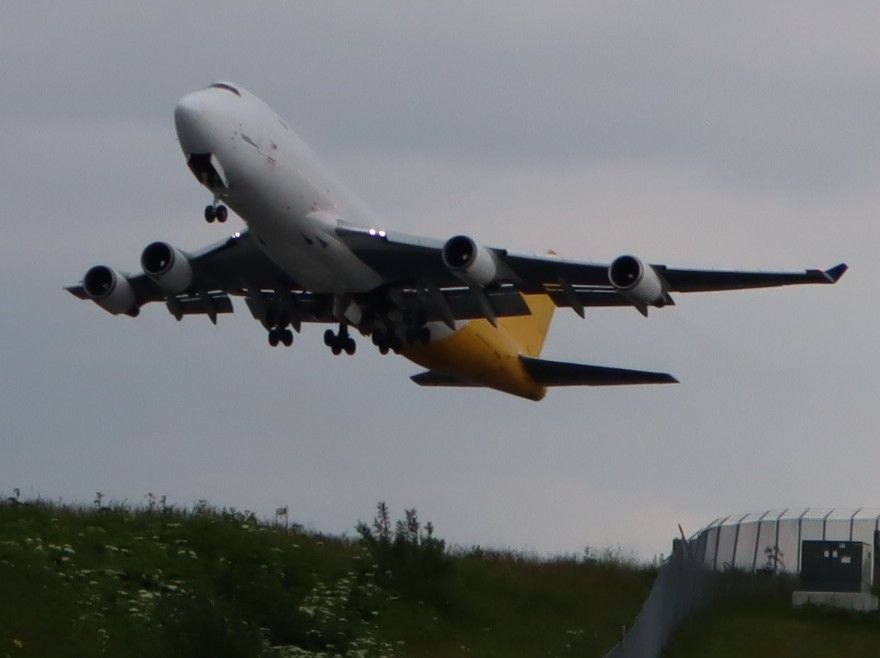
left=69, top=225, right=846, bottom=327
left=67, top=231, right=297, bottom=299
left=338, top=226, right=846, bottom=316
left=652, top=263, right=848, bottom=292
left=65, top=231, right=325, bottom=323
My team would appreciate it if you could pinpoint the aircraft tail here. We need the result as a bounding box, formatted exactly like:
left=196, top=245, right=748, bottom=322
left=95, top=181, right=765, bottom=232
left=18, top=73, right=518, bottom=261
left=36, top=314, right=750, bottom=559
left=519, top=356, right=678, bottom=386
left=411, top=358, right=676, bottom=389
left=500, top=293, right=556, bottom=358
left=410, top=291, right=676, bottom=395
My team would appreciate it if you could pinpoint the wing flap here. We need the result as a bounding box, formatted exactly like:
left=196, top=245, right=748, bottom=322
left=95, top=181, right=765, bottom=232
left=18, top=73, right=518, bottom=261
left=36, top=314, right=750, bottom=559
left=441, top=287, right=531, bottom=320
left=168, top=294, right=234, bottom=318
left=520, top=356, right=677, bottom=386
left=546, top=288, right=654, bottom=309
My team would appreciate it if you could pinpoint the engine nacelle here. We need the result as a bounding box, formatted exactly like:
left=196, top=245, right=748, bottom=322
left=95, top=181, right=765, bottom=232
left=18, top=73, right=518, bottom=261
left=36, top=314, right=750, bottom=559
left=441, top=235, right=497, bottom=286
left=140, top=242, right=193, bottom=294
left=608, top=255, right=665, bottom=305
left=82, top=265, right=137, bottom=315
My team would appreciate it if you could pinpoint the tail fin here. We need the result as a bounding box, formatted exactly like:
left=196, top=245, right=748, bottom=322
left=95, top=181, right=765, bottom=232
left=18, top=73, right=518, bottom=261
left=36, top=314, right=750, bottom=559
left=500, top=294, right=556, bottom=357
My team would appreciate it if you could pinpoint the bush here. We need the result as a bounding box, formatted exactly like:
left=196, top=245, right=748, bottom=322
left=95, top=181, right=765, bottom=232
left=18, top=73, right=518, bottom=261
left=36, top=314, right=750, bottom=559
left=356, top=503, right=452, bottom=608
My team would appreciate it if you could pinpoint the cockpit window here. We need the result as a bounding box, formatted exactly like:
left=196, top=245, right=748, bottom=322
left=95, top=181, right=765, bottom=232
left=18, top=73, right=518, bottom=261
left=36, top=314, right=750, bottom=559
left=208, top=83, right=241, bottom=97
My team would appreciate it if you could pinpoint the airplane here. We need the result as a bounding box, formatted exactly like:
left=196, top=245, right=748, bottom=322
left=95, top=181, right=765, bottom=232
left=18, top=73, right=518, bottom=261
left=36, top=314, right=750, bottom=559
left=66, top=82, right=847, bottom=401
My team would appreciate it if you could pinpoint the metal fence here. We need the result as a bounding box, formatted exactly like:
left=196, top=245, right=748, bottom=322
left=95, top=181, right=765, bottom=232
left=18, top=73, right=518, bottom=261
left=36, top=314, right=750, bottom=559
left=603, top=535, right=711, bottom=658
left=699, top=508, right=880, bottom=575
left=603, top=508, right=880, bottom=658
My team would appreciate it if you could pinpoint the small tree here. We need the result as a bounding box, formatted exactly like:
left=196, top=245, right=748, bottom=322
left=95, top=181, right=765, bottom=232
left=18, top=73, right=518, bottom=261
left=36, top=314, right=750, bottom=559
left=373, top=501, right=391, bottom=544
left=764, top=544, right=785, bottom=572
left=405, top=508, right=420, bottom=546
left=356, top=502, right=450, bottom=606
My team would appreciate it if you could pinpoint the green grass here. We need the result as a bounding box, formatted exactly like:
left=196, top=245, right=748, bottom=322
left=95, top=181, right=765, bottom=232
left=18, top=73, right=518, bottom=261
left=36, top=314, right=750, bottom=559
left=663, top=578, right=880, bottom=658
left=374, top=553, right=653, bottom=657
left=0, top=501, right=654, bottom=657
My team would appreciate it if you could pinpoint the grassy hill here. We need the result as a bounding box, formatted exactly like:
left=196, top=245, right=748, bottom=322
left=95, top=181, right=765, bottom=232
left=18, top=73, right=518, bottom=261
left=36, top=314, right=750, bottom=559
left=0, top=500, right=655, bottom=658
left=663, top=576, right=880, bottom=657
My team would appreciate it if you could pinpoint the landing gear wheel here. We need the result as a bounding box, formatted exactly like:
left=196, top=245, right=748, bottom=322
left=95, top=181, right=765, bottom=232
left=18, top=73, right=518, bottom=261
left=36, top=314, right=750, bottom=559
left=326, top=323, right=354, bottom=354
left=268, top=330, right=279, bottom=347
left=281, top=329, right=294, bottom=347
left=379, top=344, right=389, bottom=355
left=204, top=205, right=216, bottom=223
left=215, top=205, right=228, bottom=223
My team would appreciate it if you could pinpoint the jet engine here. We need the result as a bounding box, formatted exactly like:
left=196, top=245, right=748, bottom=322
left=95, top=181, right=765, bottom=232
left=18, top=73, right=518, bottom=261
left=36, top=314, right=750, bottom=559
left=82, top=265, right=137, bottom=315
left=608, top=255, right=665, bottom=305
left=441, top=235, right=497, bottom=286
left=140, top=242, right=193, bottom=294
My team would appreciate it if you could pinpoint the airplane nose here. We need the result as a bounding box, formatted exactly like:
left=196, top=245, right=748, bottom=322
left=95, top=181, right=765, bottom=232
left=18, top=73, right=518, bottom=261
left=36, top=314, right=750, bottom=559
left=174, top=92, right=209, bottom=155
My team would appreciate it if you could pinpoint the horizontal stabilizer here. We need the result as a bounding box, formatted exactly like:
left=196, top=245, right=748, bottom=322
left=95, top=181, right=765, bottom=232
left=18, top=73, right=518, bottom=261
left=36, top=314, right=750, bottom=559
left=520, top=356, right=678, bottom=386
left=410, top=371, right=481, bottom=387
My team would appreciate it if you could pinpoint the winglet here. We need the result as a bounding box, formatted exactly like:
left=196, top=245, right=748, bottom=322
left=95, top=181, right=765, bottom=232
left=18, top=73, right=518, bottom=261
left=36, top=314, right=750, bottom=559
left=823, top=263, right=848, bottom=283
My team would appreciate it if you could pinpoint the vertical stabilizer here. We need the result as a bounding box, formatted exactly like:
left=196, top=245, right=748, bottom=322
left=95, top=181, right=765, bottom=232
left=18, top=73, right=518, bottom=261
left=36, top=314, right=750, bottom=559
left=499, top=294, right=556, bottom=357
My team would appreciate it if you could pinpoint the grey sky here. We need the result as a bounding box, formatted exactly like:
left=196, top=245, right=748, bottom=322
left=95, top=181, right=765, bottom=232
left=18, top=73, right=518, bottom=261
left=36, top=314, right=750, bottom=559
left=1, top=3, right=877, bottom=557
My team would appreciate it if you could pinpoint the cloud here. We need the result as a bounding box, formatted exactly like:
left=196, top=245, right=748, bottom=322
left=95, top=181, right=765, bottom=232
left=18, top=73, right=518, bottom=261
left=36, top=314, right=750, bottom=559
left=1, top=3, right=876, bottom=558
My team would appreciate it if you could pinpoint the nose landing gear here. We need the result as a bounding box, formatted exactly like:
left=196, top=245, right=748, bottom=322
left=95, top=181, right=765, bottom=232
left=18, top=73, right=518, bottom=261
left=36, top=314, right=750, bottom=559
left=204, top=203, right=228, bottom=223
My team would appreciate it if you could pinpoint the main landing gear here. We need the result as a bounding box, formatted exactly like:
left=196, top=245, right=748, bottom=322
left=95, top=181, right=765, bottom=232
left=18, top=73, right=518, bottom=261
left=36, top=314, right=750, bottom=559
left=371, top=329, right=402, bottom=355
left=204, top=203, right=228, bottom=223
left=268, top=327, right=293, bottom=347
left=371, top=326, right=428, bottom=355
left=406, top=326, right=431, bottom=345
left=402, top=310, right=430, bottom=347
left=267, top=311, right=294, bottom=347
left=324, top=324, right=356, bottom=355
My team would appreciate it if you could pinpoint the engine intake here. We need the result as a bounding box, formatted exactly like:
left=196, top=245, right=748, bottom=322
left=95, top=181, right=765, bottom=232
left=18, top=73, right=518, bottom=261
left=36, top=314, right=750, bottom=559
left=608, top=255, right=665, bottom=305
left=83, top=265, right=137, bottom=315
left=141, top=242, right=193, bottom=294
left=441, top=235, right=497, bottom=286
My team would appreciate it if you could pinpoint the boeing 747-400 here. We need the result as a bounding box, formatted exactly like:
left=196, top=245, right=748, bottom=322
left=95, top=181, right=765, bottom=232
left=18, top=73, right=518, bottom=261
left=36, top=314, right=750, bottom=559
left=67, top=82, right=846, bottom=400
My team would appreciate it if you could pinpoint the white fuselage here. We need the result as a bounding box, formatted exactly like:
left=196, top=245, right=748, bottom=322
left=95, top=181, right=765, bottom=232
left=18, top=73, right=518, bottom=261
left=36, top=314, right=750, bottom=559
left=174, top=83, right=385, bottom=295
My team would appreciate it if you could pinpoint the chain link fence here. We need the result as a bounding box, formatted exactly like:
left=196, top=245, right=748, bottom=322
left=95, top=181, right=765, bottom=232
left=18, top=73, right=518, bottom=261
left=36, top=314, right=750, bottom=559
left=604, top=508, right=880, bottom=657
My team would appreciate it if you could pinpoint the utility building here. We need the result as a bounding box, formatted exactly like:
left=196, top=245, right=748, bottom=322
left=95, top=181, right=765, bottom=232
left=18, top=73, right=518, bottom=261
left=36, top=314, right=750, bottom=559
left=695, top=508, right=880, bottom=577
left=800, top=540, right=872, bottom=593
left=794, top=540, right=876, bottom=611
